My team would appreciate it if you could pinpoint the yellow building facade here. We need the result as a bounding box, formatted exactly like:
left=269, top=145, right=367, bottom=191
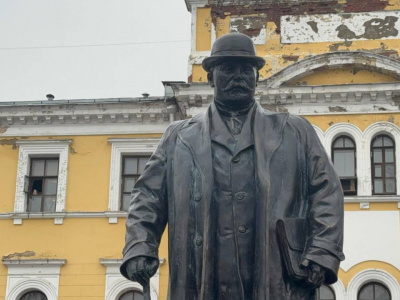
left=2, top=0, right=400, bottom=299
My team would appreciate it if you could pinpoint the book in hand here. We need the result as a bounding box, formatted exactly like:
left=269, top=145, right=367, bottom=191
left=276, top=218, right=309, bottom=281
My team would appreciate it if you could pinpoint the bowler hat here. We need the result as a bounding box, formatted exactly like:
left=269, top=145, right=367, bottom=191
left=202, top=32, right=266, bottom=72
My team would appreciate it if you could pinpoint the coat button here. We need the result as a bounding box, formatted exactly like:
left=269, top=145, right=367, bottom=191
left=194, top=193, right=202, bottom=201
left=232, top=155, right=241, bottom=163
left=235, top=192, right=245, bottom=200
left=195, top=237, right=203, bottom=246
left=238, top=225, right=247, bottom=233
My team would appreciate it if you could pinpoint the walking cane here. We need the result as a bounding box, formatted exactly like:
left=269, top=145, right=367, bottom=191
left=143, top=281, right=151, bottom=300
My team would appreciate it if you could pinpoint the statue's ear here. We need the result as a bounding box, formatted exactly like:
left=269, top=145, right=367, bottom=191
left=207, top=72, right=214, bottom=87
left=256, top=71, right=260, bottom=87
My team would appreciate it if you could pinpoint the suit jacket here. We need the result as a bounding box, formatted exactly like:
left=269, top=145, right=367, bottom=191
left=121, top=102, right=345, bottom=300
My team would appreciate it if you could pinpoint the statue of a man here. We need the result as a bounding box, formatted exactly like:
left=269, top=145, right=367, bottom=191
left=120, top=33, right=344, bottom=300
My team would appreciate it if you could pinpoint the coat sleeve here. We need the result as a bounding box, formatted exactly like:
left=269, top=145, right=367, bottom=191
left=120, top=122, right=182, bottom=279
left=300, top=117, right=345, bottom=284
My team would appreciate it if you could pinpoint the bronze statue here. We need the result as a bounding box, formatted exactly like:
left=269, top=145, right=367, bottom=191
left=120, top=32, right=344, bottom=300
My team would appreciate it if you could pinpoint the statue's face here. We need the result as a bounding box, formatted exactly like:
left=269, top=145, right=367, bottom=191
left=208, top=59, right=258, bottom=105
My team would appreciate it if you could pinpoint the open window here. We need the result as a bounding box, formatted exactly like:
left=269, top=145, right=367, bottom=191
left=332, top=136, right=357, bottom=195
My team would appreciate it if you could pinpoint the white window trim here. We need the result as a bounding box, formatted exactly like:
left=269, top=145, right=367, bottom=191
left=329, top=278, right=346, bottom=300
left=100, top=258, right=164, bottom=300
left=108, top=138, right=159, bottom=223
left=324, top=123, right=365, bottom=195
left=3, top=259, right=66, bottom=300
left=363, top=122, right=400, bottom=197
left=14, top=140, right=72, bottom=225
left=347, top=268, right=400, bottom=300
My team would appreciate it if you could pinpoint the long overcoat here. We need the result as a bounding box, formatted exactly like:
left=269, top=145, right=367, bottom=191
left=121, top=103, right=344, bottom=300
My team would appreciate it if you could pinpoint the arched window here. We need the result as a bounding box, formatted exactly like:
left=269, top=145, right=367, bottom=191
left=19, top=290, right=47, bottom=300
left=358, top=282, right=391, bottom=300
left=371, top=135, right=396, bottom=195
left=318, top=285, right=335, bottom=300
left=332, top=136, right=357, bottom=195
left=119, top=290, right=144, bottom=300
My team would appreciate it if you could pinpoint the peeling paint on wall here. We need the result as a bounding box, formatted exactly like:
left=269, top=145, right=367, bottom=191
left=282, top=11, right=400, bottom=44
left=2, top=251, right=35, bottom=259
left=230, top=15, right=267, bottom=44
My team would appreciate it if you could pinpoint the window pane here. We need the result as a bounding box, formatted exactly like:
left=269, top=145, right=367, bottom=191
left=31, top=179, right=43, bottom=194
left=44, top=178, right=58, bottom=195
left=385, top=149, right=394, bottom=163
left=134, top=292, right=144, bottom=300
left=29, top=196, right=42, bottom=212
left=333, top=138, right=344, bottom=148
left=45, top=160, right=59, bottom=176
left=374, top=179, right=383, bottom=194
left=31, top=160, right=45, bottom=176
left=386, top=179, right=396, bottom=194
left=344, top=137, right=354, bottom=148
left=359, top=284, right=374, bottom=300
left=375, top=165, right=382, bottom=177
left=120, top=293, right=132, bottom=300
left=373, top=149, right=383, bottom=163
left=43, top=196, right=56, bottom=212
left=375, top=284, right=391, bottom=300
left=373, top=136, right=383, bottom=147
left=119, top=291, right=143, bottom=300
left=138, top=157, right=149, bottom=174
left=124, top=178, right=135, bottom=193
left=333, top=150, right=355, bottom=177
left=122, top=194, right=131, bottom=211
left=20, top=291, right=48, bottom=300
left=385, top=164, right=395, bottom=177
left=124, top=158, right=138, bottom=175
left=319, top=285, right=335, bottom=300
left=383, top=136, right=393, bottom=146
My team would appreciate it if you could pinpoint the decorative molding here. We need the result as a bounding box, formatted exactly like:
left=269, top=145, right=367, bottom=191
left=0, top=99, right=177, bottom=136
left=3, top=259, right=66, bottom=300
left=347, top=269, right=400, bottom=300
left=100, top=258, right=162, bottom=300
left=329, top=279, right=346, bottom=300
left=107, top=138, right=160, bottom=223
left=14, top=140, right=72, bottom=225
left=173, top=81, right=400, bottom=116
left=264, top=51, right=400, bottom=88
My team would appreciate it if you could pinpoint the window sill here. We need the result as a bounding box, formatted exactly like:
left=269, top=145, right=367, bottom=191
left=0, top=211, right=128, bottom=225
left=344, top=195, right=400, bottom=209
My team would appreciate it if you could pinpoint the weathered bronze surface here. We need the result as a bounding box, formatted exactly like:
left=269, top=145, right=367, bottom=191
left=121, top=32, right=344, bottom=300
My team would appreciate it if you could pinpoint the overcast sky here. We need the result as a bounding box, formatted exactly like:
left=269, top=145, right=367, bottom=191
left=0, top=0, right=191, bottom=101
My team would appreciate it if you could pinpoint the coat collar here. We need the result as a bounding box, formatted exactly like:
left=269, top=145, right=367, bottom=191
left=209, top=102, right=254, bottom=155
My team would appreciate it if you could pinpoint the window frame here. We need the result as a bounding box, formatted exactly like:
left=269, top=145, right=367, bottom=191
left=3, top=259, right=66, bottom=300
left=120, top=155, right=151, bottom=212
left=118, top=289, right=144, bottom=300
left=108, top=138, right=159, bottom=223
left=358, top=281, right=392, bottom=300
left=331, top=135, right=357, bottom=195
left=27, top=157, right=59, bottom=213
left=14, top=140, right=71, bottom=225
left=371, top=134, right=396, bottom=195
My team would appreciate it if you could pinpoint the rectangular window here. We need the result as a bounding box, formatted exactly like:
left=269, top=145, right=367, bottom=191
left=120, top=156, right=150, bottom=211
left=27, top=158, right=59, bottom=212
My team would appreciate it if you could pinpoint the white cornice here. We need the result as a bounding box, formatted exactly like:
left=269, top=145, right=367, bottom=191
left=0, top=100, right=176, bottom=128
left=2, top=259, right=67, bottom=266
left=172, top=82, right=400, bottom=116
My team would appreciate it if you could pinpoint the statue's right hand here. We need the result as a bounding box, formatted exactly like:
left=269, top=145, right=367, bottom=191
left=125, top=256, right=159, bottom=287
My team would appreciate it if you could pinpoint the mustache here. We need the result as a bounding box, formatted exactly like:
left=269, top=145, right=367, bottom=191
left=223, top=82, right=253, bottom=92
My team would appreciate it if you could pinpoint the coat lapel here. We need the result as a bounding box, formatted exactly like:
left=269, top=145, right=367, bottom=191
left=177, top=106, right=214, bottom=298
left=253, top=103, right=289, bottom=299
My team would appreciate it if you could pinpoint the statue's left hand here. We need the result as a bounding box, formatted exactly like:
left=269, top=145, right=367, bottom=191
left=305, top=261, right=326, bottom=289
